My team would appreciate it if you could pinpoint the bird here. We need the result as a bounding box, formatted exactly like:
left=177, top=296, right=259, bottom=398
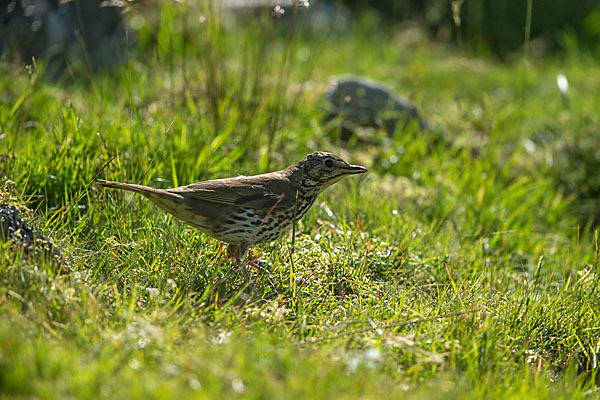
left=97, top=151, right=367, bottom=282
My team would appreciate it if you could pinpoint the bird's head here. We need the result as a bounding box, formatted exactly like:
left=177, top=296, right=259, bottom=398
left=297, top=151, right=368, bottom=189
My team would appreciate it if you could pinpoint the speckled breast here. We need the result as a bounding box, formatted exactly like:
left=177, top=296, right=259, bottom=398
left=210, top=191, right=320, bottom=245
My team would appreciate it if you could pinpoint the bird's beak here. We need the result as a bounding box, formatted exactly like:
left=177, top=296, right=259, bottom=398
left=339, top=164, right=368, bottom=175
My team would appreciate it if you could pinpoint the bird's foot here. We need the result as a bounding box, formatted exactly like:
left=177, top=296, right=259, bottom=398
left=246, top=258, right=266, bottom=273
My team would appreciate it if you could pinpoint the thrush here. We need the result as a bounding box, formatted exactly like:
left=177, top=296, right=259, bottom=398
left=97, top=151, right=367, bottom=281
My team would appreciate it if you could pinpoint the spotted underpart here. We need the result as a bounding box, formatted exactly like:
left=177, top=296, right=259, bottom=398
left=187, top=189, right=321, bottom=247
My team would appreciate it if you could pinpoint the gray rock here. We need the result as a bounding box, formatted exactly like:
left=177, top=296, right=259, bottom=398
left=324, top=76, right=427, bottom=140
left=0, top=0, right=128, bottom=78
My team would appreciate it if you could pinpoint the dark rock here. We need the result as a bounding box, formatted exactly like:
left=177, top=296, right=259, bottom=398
left=0, top=203, right=62, bottom=264
left=324, top=76, right=427, bottom=141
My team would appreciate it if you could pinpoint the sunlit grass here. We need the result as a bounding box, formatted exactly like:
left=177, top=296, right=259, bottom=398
left=1, top=2, right=600, bottom=398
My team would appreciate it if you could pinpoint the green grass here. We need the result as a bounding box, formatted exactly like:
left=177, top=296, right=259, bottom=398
left=1, top=3, right=600, bottom=398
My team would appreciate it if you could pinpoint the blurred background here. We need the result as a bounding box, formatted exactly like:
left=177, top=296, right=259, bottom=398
left=3, top=0, right=600, bottom=70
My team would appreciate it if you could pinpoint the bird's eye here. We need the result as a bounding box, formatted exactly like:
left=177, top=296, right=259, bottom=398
left=324, top=159, right=334, bottom=168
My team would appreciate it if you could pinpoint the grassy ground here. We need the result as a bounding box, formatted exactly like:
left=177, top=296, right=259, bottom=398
left=1, top=3, right=600, bottom=399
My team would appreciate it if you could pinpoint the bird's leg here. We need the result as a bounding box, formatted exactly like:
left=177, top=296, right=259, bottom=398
left=246, top=259, right=266, bottom=273
left=225, top=243, right=261, bottom=285
left=240, top=247, right=271, bottom=278
left=240, top=258, right=252, bottom=283
left=216, top=242, right=225, bottom=259
left=233, top=243, right=252, bottom=284
left=226, top=243, right=237, bottom=260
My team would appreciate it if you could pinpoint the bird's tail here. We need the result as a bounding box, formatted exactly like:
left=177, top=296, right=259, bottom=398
left=97, top=179, right=185, bottom=201
left=96, top=179, right=163, bottom=197
left=97, top=179, right=186, bottom=217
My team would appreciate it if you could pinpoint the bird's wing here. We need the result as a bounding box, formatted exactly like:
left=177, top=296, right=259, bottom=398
left=167, top=174, right=296, bottom=211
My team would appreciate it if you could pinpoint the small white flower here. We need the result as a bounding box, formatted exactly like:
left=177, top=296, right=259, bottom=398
left=556, top=73, right=569, bottom=94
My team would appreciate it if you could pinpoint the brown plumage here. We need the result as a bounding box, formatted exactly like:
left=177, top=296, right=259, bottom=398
left=97, top=151, right=367, bottom=281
